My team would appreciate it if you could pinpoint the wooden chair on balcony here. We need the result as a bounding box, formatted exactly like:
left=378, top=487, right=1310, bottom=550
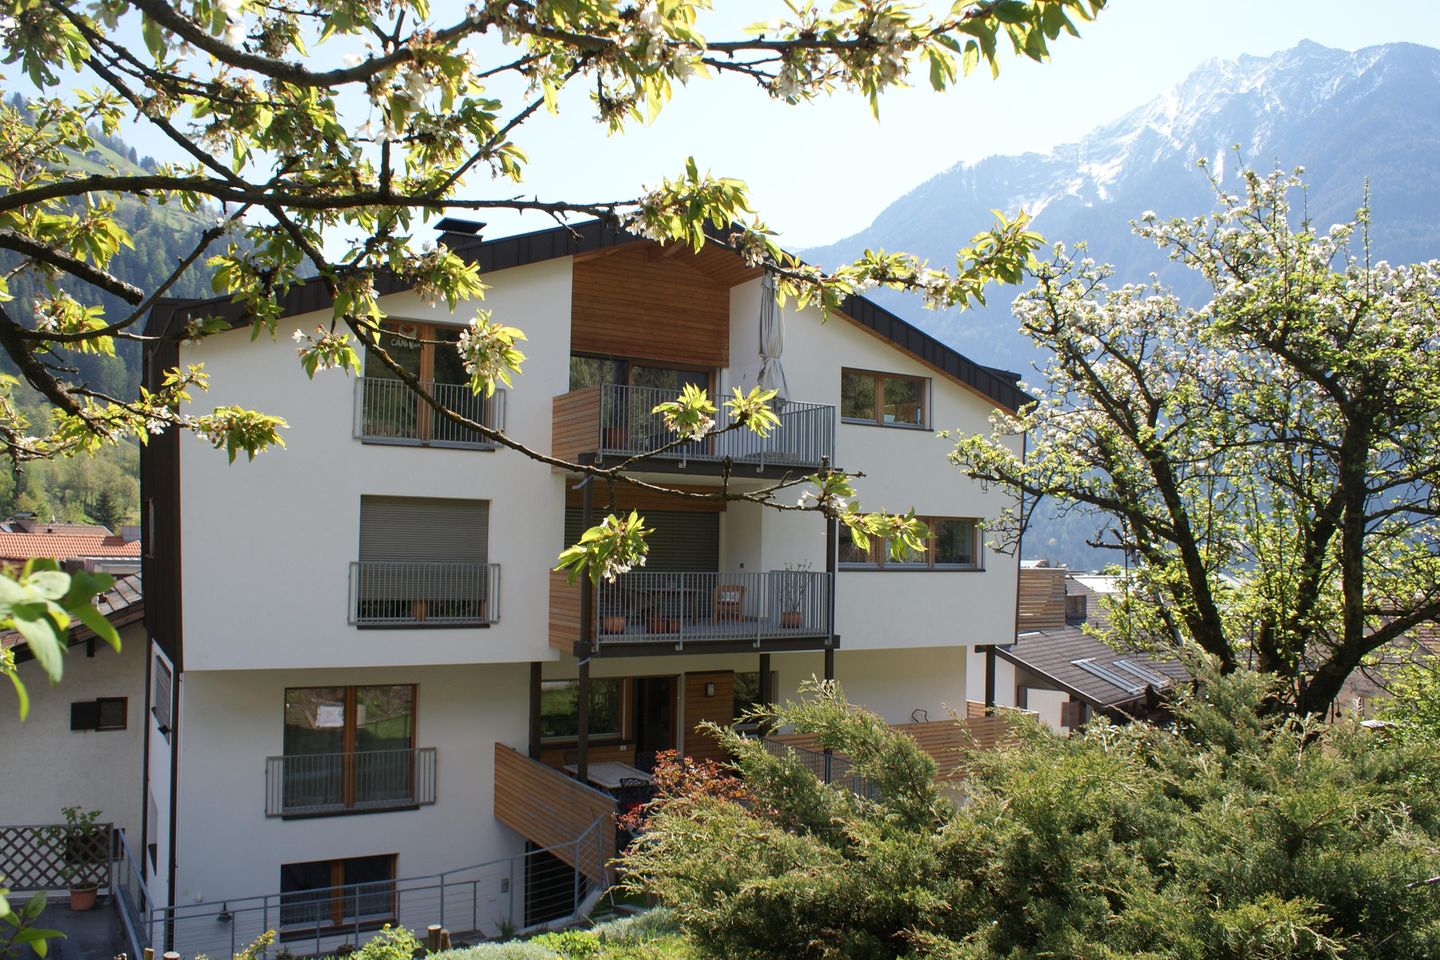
left=712, top=584, right=746, bottom=621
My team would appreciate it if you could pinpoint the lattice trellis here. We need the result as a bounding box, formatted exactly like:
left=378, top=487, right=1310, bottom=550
left=0, top=824, right=112, bottom=890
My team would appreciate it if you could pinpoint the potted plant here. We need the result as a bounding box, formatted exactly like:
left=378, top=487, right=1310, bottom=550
left=601, top=613, right=628, bottom=634
left=49, top=806, right=105, bottom=911
left=778, top=561, right=811, bottom=628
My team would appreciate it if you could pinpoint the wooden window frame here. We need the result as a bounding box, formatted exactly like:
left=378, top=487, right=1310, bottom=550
left=839, top=516, right=982, bottom=571
left=840, top=368, right=930, bottom=429
left=283, top=684, right=418, bottom=809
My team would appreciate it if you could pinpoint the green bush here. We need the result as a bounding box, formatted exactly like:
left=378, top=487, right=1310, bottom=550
left=622, top=676, right=1440, bottom=960
left=432, top=910, right=684, bottom=960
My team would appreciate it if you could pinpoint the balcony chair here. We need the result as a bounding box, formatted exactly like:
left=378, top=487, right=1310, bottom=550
left=712, top=584, right=745, bottom=621
left=615, top=777, right=657, bottom=815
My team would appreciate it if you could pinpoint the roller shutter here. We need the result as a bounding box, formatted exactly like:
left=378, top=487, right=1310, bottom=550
left=564, top=508, right=717, bottom=571
left=360, top=496, right=489, bottom=564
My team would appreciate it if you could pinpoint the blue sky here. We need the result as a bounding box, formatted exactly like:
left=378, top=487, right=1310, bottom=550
left=495, top=0, right=1440, bottom=246
left=97, top=0, right=1440, bottom=248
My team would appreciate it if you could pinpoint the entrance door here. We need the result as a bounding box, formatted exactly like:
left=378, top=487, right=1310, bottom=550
left=632, top=676, right=676, bottom=769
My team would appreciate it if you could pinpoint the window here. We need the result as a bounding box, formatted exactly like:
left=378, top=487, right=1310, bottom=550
left=732, top=671, right=779, bottom=724
left=539, top=679, right=623, bottom=739
left=569, top=355, right=711, bottom=394
left=360, top=320, right=492, bottom=445
left=841, top=369, right=927, bottom=427
left=279, top=854, right=396, bottom=934
left=152, top=656, right=172, bottom=736
left=839, top=517, right=981, bottom=570
left=282, top=686, right=417, bottom=811
left=70, top=697, right=127, bottom=732
left=353, top=496, right=495, bottom=626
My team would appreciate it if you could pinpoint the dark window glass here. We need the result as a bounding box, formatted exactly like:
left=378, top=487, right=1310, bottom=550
left=539, top=679, right=622, bottom=739
left=838, top=528, right=875, bottom=566
left=882, top=376, right=924, bottom=426
left=96, top=697, right=127, bottom=731
left=732, top=671, right=779, bottom=723
left=840, top=371, right=876, bottom=421
left=279, top=855, right=396, bottom=931
left=284, top=687, right=348, bottom=756
left=933, top=519, right=977, bottom=567
left=629, top=365, right=709, bottom=394
left=569, top=356, right=625, bottom=390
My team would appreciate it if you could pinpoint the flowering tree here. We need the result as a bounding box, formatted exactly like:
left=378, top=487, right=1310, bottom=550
left=0, top=0, right=1102, bottom=591
left=951, top=167, right=1440, bottom=715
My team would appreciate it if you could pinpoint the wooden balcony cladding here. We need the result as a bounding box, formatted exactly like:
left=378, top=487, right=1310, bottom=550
left=571, top=244, right=730, bottom=367
left=553, top=385, right=600, bottom=466
left=683, top=671, right=735, bottom=763
left=1018, top=567, right=1069, bottom=631
left=549, top=570, right=581, bottom=651
left=493, top=744, right=616, bottom=882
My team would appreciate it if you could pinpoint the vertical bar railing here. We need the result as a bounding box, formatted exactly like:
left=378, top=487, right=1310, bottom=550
left=354, top=379, right=504, bottom=448
left=595, top=384, right=834, bottom=467
left=593, top=570, right=830, bottom=643
left=348, top=562, right=500, bottom=626
left=265, top=747, right=437, bottom=816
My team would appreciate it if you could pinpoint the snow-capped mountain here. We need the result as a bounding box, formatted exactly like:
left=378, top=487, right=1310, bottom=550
left=805, top=41, right=1440, bottom=567
left=807, top=41, right=1440, bottom=380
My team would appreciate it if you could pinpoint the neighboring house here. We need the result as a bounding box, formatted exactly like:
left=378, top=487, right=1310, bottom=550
left=1329, top=621, right=1440, bottom=720
left=139, top=219, right=1027, bottom=951
left=977, top=566, right=1187, bottom=733
left=0, top=541, right=145, bottom=848
left=0, top=515, right=142, bottom=573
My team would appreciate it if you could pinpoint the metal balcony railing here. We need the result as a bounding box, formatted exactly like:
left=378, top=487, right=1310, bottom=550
left=348, top=561, right=500, bottom=627
left=354, top=378, right=504, bottom=449
left=596, top=384, right=834, bottom=468
left=593, top=569, right=831, bottom=645
left=264, top=747, right=438, bottom=817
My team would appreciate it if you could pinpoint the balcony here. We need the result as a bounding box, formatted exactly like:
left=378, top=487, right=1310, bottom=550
left=348, top=561, right=500, bottom=627
left=265, top=747, right=438, bottom=817
left=554, top=384, right=835, bottom=474
left=550, top=569, right=833, bottom=654
left=354, top=378, right=504, bottom=449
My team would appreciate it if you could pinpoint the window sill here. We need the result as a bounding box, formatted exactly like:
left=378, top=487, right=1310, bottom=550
left=838, top=565, right=984, bottom=573
left=840, top=418, right=932, bottom=431
left=353, top=622, right=494, bottom=630
left=277, top=804, right=420, bottom=821
left=358, top=436, right=498, bottom=451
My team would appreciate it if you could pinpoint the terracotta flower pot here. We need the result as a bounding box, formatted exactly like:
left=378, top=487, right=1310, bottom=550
left=601, top=615, right=628, bottom=635
left=69, top=885, right=97, bottom=912
left=780, top=611, right=804, bottom=629
left=647, top=615, right=679, bottom=633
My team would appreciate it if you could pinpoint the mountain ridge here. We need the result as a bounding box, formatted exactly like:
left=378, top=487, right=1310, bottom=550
left=803, top=40, right=1440, bottom=565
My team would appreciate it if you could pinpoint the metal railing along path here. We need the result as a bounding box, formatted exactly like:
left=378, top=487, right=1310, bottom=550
left=760, top=738, right=878, bottom=799
left=594, top=569, right=831, bottom=646
left=354, top=378, right=504, bottom=449
left=264, top=747, right=439, bottom=817
left=596, top=384, right=834, bottom=469
left=146, top=816, right=614, bottom=960
left=348, top=561, right=500, bottom=626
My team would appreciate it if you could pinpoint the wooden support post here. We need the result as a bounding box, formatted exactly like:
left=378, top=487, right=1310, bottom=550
left=143, top=949, right=154, bottom=960
left=427, top=924, right=442, bottom=952
left=528, top=662, right=542, bottom=759
left=577, top=479, right=593, bottom=783
left=577, top=660, right=591, bottom=783
left=984, top=645, right=996, bottom=715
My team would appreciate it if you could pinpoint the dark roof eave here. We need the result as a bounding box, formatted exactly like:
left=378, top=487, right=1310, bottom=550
left=147, top=220, right=1030, bottom=412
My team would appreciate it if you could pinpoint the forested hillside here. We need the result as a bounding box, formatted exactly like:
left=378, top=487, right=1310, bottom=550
left=0, top=99, right=227, bottom=525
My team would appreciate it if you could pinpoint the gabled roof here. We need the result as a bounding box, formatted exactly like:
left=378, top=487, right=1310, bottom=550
left=0, top=529, right=140, bottom=563
left=996, top=627, right=1189, bottom=710
left=146, top=220, right=1030, bottom=412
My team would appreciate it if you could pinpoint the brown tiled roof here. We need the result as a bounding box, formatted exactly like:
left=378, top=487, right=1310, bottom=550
left=0, top=530, right=140, bottom=563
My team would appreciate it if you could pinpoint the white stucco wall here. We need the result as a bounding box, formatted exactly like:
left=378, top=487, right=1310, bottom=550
left=0, top=623, right=145, bottom=846
left=172, top=663, right=528, bottom=909
left=176, top=259, right=573, bottom=671
left=1024, top=687, right=1071, bottom=733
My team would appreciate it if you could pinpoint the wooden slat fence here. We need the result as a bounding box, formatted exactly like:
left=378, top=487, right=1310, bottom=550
left=0, top=823, right=112, bottom=891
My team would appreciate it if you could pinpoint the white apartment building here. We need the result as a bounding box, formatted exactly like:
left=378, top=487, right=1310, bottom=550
left=138, top=220, right=1026, bottom=954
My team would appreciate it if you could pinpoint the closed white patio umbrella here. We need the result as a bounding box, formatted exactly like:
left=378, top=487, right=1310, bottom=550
left=756, top=273, right=790, bottom=401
